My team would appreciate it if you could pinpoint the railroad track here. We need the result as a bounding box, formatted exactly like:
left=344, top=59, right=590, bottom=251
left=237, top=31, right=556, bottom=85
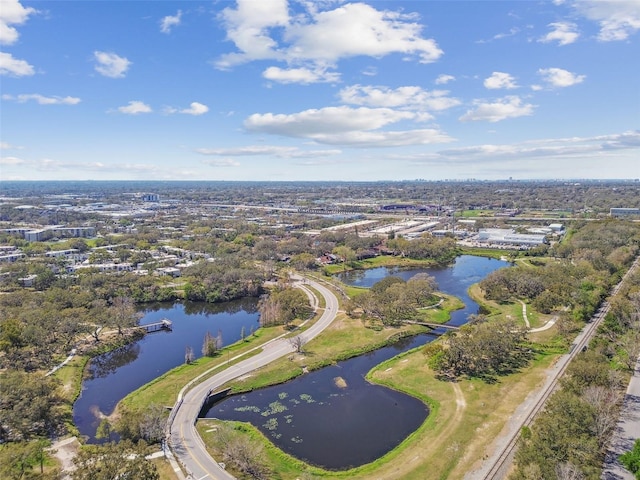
left=482, top=256, right=640, bottom=480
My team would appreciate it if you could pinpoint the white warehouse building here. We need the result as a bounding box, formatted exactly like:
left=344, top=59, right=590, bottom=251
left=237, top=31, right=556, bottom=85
left=478, top=228, right=547, bottom=247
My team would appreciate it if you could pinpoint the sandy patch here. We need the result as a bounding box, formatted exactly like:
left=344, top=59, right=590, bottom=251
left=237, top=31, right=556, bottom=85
left=334, top=376, right=347, bottom=388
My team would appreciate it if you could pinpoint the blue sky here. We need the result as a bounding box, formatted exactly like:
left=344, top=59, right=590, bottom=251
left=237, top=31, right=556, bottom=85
left=1, top=0, right=639, bottom=182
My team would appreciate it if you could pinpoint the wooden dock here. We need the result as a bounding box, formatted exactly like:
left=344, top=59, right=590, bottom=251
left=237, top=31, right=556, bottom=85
left=140, top=318, right=173, bottom=333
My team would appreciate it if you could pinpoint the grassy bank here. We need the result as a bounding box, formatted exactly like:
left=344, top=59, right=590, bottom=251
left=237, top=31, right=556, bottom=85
left=188, top=275, right=565, bottom=479
left=196, top=328, right=560, bottom=480
left=119, top=327, right=288, bottom=413
left=321, top=255, right=447, bottom=275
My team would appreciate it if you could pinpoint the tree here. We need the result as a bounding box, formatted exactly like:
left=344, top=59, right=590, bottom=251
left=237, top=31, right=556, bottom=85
left=289, top=335, right=305, bottom=353
left=332, top=245, right=356, bottom=271
left=109, top=296, right=140, bottom=335
left=184, top=345, right=195, bottom=364
left=258, top=287, right=312, bottom=328
left=96, top=419, right=115, bottom=442
left=0, top=371, right=66, bottom=442
left=0, top=439, right=58, bottom=480
left=202, top=331, right=222, bottom=357
left=620, top=439, right=640, bottom=478
left=214, top=423, right=270, bottom=480
left=71, top=440, right=159, bottom=480
left=116, top=404, right=167, bottom=444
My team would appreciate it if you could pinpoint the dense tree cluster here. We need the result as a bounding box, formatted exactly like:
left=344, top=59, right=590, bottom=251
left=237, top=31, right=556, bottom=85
left=0, top=288, right=141, bottom=371
left=513, top=352, right=625, bottom=479
left=0, top=439, right=57, bottom=480
left=350, top=273, right=438, bottom=326
left=208, top=423, right=271, bottom=480
left=423, top=316, right=530, bottom=380
left=181, top=257, right=266, bottom=302
left=480, top=220, right=639, bottom=320
left=386, top=235, right=458, bottom=264
left=257, top=286, right=312, bottom=327
left=513, top=269, right=640, bottom=479
left=0, top=371, right=67, bottom=442
left=71, top=440, right=159, bottom=480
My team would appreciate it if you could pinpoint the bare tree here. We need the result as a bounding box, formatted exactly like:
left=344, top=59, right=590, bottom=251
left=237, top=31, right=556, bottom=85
left=184, top=345, right=195, bottom=364
left=288, top=335, right=305, bottom=353
left=110, top=296, right=140, bottom=335
left=555, top=461, right=584, bottom=480
left=582, top=385, right=621, bottom=447
left=202, top=331, right=218, bottom=357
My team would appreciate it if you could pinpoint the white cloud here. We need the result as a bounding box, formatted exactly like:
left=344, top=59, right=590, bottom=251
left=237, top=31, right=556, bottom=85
left=243, top=105, right=453, bottom=146
left=435, top=74, right=455, bottom=85
left=484, top=71, right=518, bottom=90
left=0, top=0, right=36, bottom=45
left=284, top=3, right=442, bottom=64
left=180, top=102, right=208, bottom=115
left=216, top=0, right=289, bottom=69
left=160, top=10, right=182, bottom=34
left=196, top=145, right=341, bottom=158
left=572, top=0, right=640, bottom=41
left=406, top=130, right=640, bottom=164
left=2, top=93, right=81, bottom=105
left=0, top=51, right=34, bottom=76
left=476, top=27, right=520, bottom=44
left=94, top=51, right=131, bottom=78
left=303, top=129, right=453, bottom=147
left=459, top=96, right=535, bottom=122
left=263, top=66, right=340, bottom=84
left=0, top=155, right=24, bottom=165
left=362, top=66, right=378, bottom=76
left=216, top=1, right=442, bottom=77
left=538, top=67, right=585, bottom=87
left=338, top=84, right=460, bottom=111
left=117, top=101, right=152, bottom=115
left=245, top=106, right=414, bottom=137
left=201, top=159, right=241, bottom=167
left=539, top=22, right=580, bottom=45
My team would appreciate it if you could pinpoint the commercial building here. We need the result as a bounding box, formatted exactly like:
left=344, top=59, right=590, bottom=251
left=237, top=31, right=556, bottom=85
left=478, top=228, right=547, bottom=247
left=610, top=208, right=640, bottom=217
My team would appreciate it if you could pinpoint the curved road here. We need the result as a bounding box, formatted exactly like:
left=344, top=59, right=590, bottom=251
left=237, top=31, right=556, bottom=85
left=168, top=276, right=339, bottom=480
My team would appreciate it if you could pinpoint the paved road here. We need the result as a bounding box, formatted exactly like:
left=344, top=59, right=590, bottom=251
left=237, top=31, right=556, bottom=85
left=602, top=354, right=640, bottom=480
left=168, top=276, right=340, bottom=480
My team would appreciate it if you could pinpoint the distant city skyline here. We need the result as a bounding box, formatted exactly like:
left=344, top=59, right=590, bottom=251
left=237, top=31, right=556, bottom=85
left=1, top=0, right=639, bottom=181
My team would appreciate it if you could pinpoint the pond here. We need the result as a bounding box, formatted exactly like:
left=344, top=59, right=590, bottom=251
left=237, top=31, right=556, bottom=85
left=73, top=297, right=260, bottom=442
left=200, top=255, right=509, bottom=470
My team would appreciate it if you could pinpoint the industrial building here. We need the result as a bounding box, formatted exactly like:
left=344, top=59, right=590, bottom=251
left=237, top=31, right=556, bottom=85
left=477, top=228, right=547, bottom=247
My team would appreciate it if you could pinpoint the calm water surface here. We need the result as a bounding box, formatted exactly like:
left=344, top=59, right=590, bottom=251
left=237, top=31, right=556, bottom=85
left=201, top=255, right=509, bottom=469
left=73, top=298, right=260, bottom=442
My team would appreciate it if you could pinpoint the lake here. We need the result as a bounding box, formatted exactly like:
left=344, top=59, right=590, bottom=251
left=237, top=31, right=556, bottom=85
left=200, top=255, right=509, bottom=469
left=73, top=297, right=260, bottom=442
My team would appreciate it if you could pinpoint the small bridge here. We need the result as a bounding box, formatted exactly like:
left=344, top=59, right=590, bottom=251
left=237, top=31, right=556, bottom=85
left=140, top=318, right=173, bottom=333
left=404, top=320, right=459, bottom=330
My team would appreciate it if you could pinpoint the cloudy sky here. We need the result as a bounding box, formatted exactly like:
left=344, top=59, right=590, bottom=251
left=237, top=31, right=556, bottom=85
left=1, top=0, right=639, bottom=181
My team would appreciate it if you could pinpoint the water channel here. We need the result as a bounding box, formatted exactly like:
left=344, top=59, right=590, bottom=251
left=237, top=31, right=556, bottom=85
left=200, top=255, right=509, bottom=470
left=73, top=297, right=260, bottom=442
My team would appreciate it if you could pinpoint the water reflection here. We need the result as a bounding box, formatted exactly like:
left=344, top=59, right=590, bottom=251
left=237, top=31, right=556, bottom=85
left=86, top=343, right=141, bottom=380
left=202, top=256, right=509, bottom=469
left=202, top=334, right=432, bottom=470
left=74, top=298, right=260, bottom=442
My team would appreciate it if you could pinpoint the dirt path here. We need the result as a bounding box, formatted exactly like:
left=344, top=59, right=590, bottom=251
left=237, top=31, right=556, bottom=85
left=367, top=379, right=467, bottom=480
left=49, top=437, right=80, bottom=480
